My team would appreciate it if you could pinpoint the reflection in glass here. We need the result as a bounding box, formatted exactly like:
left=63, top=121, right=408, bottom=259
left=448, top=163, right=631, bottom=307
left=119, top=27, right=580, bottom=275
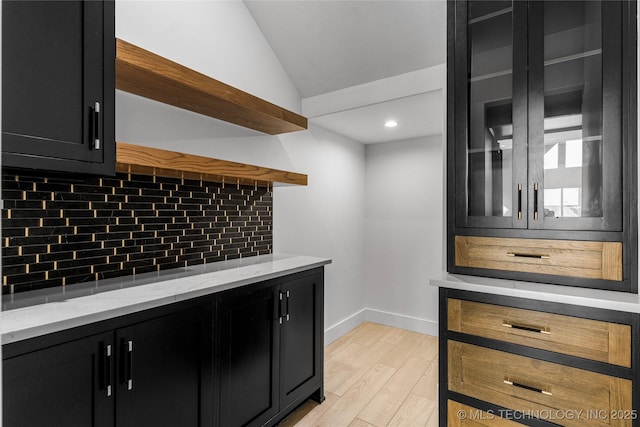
left=467, top=1, right=513, bottom=218
left=543, top=1, right=603, bottom=219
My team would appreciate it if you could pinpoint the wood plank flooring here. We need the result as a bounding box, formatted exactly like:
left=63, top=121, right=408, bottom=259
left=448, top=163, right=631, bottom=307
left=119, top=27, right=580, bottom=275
left=278, top=322, right=439, bottom=427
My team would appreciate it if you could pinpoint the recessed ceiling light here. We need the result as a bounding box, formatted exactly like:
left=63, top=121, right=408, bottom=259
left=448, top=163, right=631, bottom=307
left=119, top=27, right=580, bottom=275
left=384, top=120, right=398, bottom=128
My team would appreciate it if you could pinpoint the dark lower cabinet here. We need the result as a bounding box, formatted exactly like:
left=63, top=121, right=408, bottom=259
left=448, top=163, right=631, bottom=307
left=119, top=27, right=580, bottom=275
left=3, top=331, right=114, bottom=427
left=2, top=301, right=212, bottom=427
left=279, top=273, right=324, bottom=410
left=218, top=268, right=325, bottom=427
left=115, top=307, right=213, bottom=427
left=2, top=268, right=324, bottom=427
left=218, top=285, right=280, bottom=427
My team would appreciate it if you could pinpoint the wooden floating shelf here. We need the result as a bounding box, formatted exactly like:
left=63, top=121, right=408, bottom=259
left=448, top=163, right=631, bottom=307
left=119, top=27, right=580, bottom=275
left=116, top=142, right=308, bottom=187
left=115, top=38, right=308, bottom=135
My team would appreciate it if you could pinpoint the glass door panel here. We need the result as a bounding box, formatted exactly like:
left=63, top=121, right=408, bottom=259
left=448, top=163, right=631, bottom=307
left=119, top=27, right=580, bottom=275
left=463, top=0, right=527, bottom=228
left=543, top=1, right=602, bottom=220
left=529, top=0, right=621, bottom=231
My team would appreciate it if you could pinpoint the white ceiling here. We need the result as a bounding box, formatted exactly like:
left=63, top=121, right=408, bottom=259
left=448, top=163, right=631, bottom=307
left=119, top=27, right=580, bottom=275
left=311, top=91, right=443, bottom=144
left=245, top=0, right=447, bottom=144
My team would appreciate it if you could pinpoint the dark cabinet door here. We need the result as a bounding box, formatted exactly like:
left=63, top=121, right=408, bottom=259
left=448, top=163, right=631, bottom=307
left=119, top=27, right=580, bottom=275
left=114, top=305, right=213, bottom=427
left=2, top=332, right=114, bottom=427
left=218, top=284, right=280, bottom=427
left=2, top=0, right=115, bottom=175
left=279, top=269, right=324, bottom=409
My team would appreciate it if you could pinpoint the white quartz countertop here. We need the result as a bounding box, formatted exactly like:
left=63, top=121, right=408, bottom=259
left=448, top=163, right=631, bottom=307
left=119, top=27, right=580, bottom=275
left=431, top=273, right=640, bottom=313
left=1, top=254, right=331, bottom=345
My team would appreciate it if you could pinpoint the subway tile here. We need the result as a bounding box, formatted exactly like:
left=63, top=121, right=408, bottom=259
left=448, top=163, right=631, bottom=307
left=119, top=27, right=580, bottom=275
left=9, top=235, right=61, bottom=246
left=39, top=252, right=74, bottom=263
left=124, top=260, right=153, bottom=270
left=7, top=272, right=47, bottom=284
left=3, top=200, right=45, bottom=210
left=99, top=269, right=134, bottom=281
left=115, top=246, right=142, bottom=256
left=134, top=265, right=158, bottom=275
left=3, top=228, right=27, bottom=238
left=94, top=263, right=123, bottom=274
left=65, top=273, right=97, bottom=286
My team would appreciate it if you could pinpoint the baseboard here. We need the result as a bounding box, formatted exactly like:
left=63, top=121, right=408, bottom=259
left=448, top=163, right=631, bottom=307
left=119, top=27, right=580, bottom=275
left=324, top=308, right=438, bottom=345
left=324, top=308, right=367, bottom=345
left=364, top=308, right=438, bottom=336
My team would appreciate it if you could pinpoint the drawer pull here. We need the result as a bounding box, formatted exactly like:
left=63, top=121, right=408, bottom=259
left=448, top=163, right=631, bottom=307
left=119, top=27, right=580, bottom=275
left=504, top=379, right=552, bottom=396
left=506, top=252, right=550, bottom=259
left=502, top=321, right=551, bottom=335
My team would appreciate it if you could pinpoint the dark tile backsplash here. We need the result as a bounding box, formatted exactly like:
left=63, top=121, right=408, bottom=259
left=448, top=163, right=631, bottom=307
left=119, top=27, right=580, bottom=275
left=2, top=170, right=273, bottom=294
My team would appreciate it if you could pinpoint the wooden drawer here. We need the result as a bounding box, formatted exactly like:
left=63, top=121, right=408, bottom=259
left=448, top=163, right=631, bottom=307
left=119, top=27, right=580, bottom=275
left=448, top=299, right=631, bottom=367
left=448, top=341, right=633, bottom=427
left=448, top=401, right=525, bottom=427
left=454, top=236, right=623, bottom=281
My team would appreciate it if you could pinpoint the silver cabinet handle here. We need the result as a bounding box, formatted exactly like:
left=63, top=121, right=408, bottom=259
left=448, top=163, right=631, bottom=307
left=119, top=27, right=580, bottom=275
left=92, top=102, right=101, bottom=150
left=125, top=339, right=133, bottom=391
left=102, top=344, right=112, bottom=397
left=286, top=290, right=290, bottom=321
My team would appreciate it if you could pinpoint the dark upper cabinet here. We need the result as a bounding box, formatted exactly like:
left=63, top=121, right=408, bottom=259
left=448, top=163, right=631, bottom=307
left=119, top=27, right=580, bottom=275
left=1, top=0, right=115, bottom=175
left=448, top=0, right=637, bottom=290
left=218, top=268, right=325, bottom=427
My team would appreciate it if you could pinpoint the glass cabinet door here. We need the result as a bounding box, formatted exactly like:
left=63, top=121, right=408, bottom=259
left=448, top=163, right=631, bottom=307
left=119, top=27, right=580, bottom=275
left=528, top=0, right=622, bottom=231
left=454, top=0, right=528, bottom=228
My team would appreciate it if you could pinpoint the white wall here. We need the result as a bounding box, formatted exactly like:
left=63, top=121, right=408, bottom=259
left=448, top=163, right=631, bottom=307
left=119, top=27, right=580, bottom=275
left=364, top=135, right=443, bottom=336
left=274, top=126, right=366, bottom=343
left=116, top=0, right=300, bottom=113
left=115, top=1, right=366, bottom=337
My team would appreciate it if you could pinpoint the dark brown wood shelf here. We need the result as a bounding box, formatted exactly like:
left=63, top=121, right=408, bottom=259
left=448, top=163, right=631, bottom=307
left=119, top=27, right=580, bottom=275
left=116, top=142, right=307, bottom=187
left=115, top=38, right=308, bottom=135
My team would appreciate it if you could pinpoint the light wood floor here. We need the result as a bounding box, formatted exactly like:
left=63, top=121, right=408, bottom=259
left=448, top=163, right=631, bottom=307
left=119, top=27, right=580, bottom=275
left=278, top=322, right=439, bottom=427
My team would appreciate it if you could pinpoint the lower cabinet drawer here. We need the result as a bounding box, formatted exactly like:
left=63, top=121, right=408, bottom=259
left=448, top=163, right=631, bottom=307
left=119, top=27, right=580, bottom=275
left=448, top=401, right=525, bottom=427
left=448, top=298, right=632, bottom=367
left=448, top=341, right=633, bottom=427
left=454, top=236, right=623, bottom=281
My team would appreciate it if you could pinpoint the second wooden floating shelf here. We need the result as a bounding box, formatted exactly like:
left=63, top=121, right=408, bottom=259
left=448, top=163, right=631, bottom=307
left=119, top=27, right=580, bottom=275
left=116, top=142, right=308, bottom=187
left=115, top=38, right=308, bottom=135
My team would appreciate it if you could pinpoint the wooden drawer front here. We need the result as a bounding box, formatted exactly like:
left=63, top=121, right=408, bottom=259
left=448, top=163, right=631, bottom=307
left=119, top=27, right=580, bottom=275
left=448, top=299, right=631, bottom=367
left=448, top=401, right=525, bottom=427
left=454, top=236, right=622, bottom=281
left=448, top=342, right=633, bottom=427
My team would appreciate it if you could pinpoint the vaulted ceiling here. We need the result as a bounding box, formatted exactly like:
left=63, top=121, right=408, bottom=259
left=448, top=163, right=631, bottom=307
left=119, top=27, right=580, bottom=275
left=245, top=0, right=447, bottom=144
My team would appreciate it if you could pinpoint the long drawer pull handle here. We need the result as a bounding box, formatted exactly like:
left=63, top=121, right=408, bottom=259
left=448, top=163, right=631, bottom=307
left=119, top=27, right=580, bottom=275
left=507, top=252, right=550, bottom=259
left=504, top=379, right=552, bottom=396
left=502, top=321, right=551, bottom=335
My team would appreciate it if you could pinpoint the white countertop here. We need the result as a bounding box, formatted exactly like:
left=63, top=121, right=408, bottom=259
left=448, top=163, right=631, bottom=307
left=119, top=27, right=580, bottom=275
left=430, top=273, right=640, bottom=313
left=1, top=254, right=331, bottom=345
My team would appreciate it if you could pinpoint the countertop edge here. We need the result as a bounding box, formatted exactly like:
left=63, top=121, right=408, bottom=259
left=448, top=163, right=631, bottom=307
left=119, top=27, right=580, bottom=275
left=430, top=273, right=640, bottom=313
left=2, top=255, right=331, bottom=345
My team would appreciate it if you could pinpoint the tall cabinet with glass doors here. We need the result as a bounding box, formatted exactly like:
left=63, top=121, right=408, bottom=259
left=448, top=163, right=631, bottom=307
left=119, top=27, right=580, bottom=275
left=447, top=0, right=637, bottom=291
